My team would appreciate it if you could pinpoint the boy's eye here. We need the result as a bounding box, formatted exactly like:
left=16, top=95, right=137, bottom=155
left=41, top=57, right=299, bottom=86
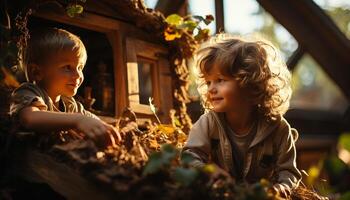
left=217, top=78, right=225, bottom=83
left=62, top=65, right=71, bottom=71
left=205, top=81, right=211, bottom=86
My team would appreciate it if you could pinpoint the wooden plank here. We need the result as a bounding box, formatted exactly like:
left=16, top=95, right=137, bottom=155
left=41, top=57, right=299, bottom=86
left=157, top=55, right=173, bottom=123
left=257, top=0, right=350, bottom=99
left=215, top=0, right=225, bottom=33
left=106, top=31, right=128, bottom=117
left=35, top=7, right=121, bottom=32
left=287, top=46, right=305, bottom=71
left=13, top=150, right=116, bottom=200
left=285, top=109, right=343, bottom=135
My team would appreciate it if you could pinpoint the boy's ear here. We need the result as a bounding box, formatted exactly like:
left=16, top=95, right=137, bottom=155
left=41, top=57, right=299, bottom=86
left=28, top=63, right=43, bottom=81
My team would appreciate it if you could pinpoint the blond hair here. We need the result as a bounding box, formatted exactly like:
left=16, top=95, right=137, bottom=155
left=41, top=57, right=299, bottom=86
left=196, top=34, right=292, bottom=121
left=23, top=28, right=87, bottom=82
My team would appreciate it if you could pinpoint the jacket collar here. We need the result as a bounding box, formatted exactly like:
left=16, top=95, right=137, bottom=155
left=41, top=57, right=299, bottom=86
left=210, top=111, right=280, bottom=148
left=248, top=116, right=279, bottom=148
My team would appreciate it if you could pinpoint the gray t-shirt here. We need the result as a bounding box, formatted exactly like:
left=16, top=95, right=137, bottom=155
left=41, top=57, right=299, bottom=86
left=10, top=82, right=98, bottom=138
left=10, top=82, right=97, bottom=118
left=219, top=114, right=257, bottom=181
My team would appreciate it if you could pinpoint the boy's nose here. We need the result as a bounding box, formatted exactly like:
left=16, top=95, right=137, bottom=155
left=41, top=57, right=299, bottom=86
left=208, top=84, right=217, bottom=94
left=72, top=70, right=81, bottom=78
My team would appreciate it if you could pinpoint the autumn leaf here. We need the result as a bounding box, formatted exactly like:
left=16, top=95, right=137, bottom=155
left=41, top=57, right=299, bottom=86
left=202, top=164, right=216, bottom=174
left=157, top=124, right=175, bottom=135
left=164, top=27, right=182, bottom=41
left=176, top=130, right=187, bottom=143
left=204, top=15, right=215, bottom=25
left=1, top=67, right=19, bottom=88
left=194, top=29, right=210, bottom=42
left=149, top=139, right=160, bottom=149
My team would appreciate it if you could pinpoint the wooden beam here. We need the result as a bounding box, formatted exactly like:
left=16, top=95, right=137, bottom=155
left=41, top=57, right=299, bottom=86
left=287, top=46, right=305, bottom=71
left=257, top=0, right=350, bottom=99
left=215, top=0, right=224, bottom=33
left=155, top=0, right=186, bottom=16
left=34, top=6, right=121, bottom=32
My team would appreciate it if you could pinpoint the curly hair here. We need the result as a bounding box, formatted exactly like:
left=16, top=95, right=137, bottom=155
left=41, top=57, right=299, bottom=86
left=196, top=34, right=292, bottom=121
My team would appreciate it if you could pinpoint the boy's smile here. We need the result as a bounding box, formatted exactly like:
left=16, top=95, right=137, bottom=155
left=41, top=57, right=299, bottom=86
left=204, top=65, right=252, bottom=114
left=210, top=96, right=224, bottom=105
left=38, top=49, right=85, bottom=103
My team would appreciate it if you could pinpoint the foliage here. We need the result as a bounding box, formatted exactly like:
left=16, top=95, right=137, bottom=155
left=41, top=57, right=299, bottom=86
left=326, top=7, right=350, bottom=39
left=164, top=14, right=213, bottom=42
left=303, top=132, right=350, bottom=199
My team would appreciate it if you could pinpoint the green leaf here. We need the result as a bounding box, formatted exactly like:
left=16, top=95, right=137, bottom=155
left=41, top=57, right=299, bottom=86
left=161, top=144, right=178, bottom=163
left=74, top=5, right=84, bottom=14
left=166, top=14, right=183, bottom=26
left=66, top=5, right=76, bottom=17
left=177, top=20, right=198, bottom=32
left=339, top=191, right=350, bottom=200
left=173, top=167, right=199, bottom=186
left=180, top=153, right=194, bottom=165
left=143, top=144, right=178, bottom=176
left=143, top=152, right=163, bottom=175
left=66, top=4, right=84, bottom=17
left=324, top=155, right=347, bottom=177
left=339, top=133, right=350, bottom=152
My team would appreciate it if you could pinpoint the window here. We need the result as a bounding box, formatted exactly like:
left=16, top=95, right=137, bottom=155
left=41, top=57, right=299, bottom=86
left=126, top=38, right=168, bottom=115
left=144, top=0, right=158, bottom=9
left=128, top=57, right=156, bottom=107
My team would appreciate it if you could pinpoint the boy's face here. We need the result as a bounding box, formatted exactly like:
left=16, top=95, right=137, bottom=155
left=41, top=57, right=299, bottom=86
left=39, top=50, right=85, bottom=98
left=204, top=65, right=252, bottom=113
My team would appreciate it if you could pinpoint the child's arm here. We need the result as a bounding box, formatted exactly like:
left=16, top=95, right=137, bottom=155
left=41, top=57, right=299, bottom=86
left=19, top=106, right=119, bottom=143
left=182, top=114, right=212, bottom=168
left=273, top=128, right=302, bottom=196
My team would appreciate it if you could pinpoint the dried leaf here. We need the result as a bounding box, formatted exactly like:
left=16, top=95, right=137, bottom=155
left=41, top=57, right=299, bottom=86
left=157, top=124, right=175, bottom=135
left=1, top=67, right=19, bottom=88
left=164, top=27, right=182, bottom=41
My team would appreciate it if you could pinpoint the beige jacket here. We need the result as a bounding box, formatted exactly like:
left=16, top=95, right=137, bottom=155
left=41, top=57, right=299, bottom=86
left=182, top=111, right=301, bottom=192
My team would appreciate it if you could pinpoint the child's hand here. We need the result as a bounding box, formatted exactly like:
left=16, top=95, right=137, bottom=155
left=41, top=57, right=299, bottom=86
left=208, top=164, right=234, bottom=185
left=74, top=115, right=121, bottom=147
